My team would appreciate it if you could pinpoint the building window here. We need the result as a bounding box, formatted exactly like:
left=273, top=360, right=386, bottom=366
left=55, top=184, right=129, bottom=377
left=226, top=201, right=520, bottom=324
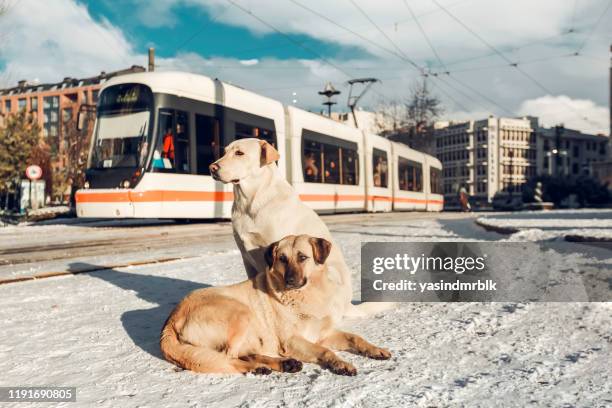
left=92, top=90, right=99, bottom=104
left=18, top=98, right=27, bottom=111
left=398, top=157, right=422, bottom=192
left=62, top=107, right=73, bottom=123
left=43, top=96, right=59, bottom=138
left=4, top=99, right=11, bottom=113
left=30, top=97, right=38, bottom=111
left=302, top=131, right=359, bottom=185
left=372, top=148, right=388, bottom=188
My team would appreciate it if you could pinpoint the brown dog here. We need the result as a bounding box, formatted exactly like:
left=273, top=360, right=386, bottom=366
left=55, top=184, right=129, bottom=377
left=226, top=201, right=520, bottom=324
left=160, top=234, right=391, bottom=375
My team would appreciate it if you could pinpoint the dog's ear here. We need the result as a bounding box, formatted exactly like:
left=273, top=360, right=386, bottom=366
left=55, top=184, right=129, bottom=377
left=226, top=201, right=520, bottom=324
left=309, top=237, right=332, bottom=265
left=260, top=140, right=280, bottom=166
left=264, top=241, right=279, bottom=267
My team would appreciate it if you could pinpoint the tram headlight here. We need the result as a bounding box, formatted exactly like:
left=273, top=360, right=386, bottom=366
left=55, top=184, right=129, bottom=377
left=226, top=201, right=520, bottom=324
left=122, top=180, right=131, bottom=189
left=83, top=181, right=90, bottom=189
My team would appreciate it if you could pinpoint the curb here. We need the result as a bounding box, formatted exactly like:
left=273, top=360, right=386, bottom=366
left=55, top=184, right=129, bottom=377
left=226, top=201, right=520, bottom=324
left=474, top=219, right=519, bottom=235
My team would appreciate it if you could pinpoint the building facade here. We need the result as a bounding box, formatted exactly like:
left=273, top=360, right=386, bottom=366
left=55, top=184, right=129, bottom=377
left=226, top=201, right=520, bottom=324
left=537, top=126, right=609, bottom=178
left=0, top=65, right=145, bottom=142
left=0, top=66, right=145, bottom=198
left=434, top=116, right=609, bottom=206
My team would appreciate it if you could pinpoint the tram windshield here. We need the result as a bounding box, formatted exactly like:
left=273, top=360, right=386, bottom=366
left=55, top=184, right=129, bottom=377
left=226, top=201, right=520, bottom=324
left=89, top=84, right=153, bottom=169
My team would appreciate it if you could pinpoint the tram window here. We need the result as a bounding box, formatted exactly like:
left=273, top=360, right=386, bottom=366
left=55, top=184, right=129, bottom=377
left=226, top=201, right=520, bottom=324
left=196, top=113, right=221, bottom=175
left=430, top=167, right=442, bottom=194
left=302, top=131, right=359, bottom=185
left=341, top=148, right=359, bottom=185
left=235, top=122, right=276, bottom=147
left=372, top=148, right=388, bottom=188
left=153, top=109, right=190, bottom=173
left=398, top=157, right=423, bottom=192
left=303, top=139, right=322, bottom=183
left=174, top=111, right=190, bottom=173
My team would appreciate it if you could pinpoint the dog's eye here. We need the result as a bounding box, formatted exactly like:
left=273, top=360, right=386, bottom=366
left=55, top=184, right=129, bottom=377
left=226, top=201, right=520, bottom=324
left=279, top=254, right=288, bottom=263
left=235, top=151, right=244, bottom=156
left=298, top=255, right=308, bottom=263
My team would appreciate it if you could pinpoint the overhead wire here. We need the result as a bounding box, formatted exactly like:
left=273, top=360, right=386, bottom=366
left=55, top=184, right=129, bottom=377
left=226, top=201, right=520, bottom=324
left=575, top=0, right=612, bottom=53
left=347, top=0, right=516, bottom=115
left=431, top=0, right=599, bottom=126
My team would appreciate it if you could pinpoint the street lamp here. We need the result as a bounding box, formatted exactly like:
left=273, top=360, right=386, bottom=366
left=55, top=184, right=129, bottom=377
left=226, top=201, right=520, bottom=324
left=508, top=149, right=514, bottom=196
left=318, top=82, right=340, bottom=117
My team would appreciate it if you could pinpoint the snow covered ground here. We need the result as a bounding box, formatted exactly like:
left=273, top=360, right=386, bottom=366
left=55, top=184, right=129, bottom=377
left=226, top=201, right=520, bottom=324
left=476, top=209, right=612, bottom=241
left=0, top=212, right=610, bottom=407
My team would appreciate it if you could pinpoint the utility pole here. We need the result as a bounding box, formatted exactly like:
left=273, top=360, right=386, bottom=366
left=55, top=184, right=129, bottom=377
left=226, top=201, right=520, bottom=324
left=148, top=47, right=155, bottom=72
left=508, top=149, right=514, bottom=197
left=554, top=124, right=564, bottom=176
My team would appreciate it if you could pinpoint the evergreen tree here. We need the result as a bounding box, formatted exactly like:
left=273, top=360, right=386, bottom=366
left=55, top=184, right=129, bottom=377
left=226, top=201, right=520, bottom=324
left=0, top=110, right=41, bottom=193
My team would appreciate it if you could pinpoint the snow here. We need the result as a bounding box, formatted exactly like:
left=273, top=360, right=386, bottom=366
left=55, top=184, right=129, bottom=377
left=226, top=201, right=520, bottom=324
left=477, top=209, right=612, bottom=242
left=0, top=212, right=610, bottom=407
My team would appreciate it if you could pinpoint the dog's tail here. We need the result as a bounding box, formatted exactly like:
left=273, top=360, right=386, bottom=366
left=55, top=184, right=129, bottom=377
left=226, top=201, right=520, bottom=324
left=343, top=301, right=397, bottom=318
left=160, top=313, right=239, bottom=374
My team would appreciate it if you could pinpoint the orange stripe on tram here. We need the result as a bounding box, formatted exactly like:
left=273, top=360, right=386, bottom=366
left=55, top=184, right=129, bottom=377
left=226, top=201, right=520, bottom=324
left=76, top=190, right=443, bottom=205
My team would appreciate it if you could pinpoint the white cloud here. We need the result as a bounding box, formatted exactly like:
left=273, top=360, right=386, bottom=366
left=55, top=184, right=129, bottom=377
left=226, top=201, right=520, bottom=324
left=518, top=95, right=609, bottom=135
left=0, top=0, right=141, bottom=83
left=239, top=58, right=258, bottom=66
left=0, top=0, right=609, bottom=135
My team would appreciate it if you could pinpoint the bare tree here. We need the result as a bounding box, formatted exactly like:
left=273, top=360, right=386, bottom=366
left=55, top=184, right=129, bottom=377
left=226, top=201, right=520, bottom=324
left=374, top=77, right=443, bottom=153
left=54, top=113, right=94, bottom=205
left=373, top=99, right=408, bottom=135
left=406, top=77, right=443, bottom=130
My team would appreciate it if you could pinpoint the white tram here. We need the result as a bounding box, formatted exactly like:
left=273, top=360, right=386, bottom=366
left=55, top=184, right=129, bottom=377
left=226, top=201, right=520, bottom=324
left=76, top=72, right=442, bottom=219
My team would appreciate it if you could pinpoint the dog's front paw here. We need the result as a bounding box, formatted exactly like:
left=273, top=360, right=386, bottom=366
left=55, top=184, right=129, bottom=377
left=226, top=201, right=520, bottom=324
left=326, top=360, right=357, bottom=376
left=281, top=358, right=303, bottom=373
left=252, top=366, right=272, bottom=375
left=367, top=347, right=391, bottom=360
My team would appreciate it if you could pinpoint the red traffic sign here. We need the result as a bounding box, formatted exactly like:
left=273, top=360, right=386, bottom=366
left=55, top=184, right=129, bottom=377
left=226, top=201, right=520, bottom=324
left=26, top=165, right=43, bottom=180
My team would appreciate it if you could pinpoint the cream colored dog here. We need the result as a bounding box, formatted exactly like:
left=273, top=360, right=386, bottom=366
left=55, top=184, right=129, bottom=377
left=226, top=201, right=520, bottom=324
left=209, top=138, right=389, bottom=319
left=160, top=235, right=391, bottom=375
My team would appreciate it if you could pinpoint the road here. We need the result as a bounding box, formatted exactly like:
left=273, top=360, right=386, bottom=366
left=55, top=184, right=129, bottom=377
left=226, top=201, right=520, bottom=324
left=0, top=211, right=610, bottom=407
left=0, top=211, right=493, bottom=284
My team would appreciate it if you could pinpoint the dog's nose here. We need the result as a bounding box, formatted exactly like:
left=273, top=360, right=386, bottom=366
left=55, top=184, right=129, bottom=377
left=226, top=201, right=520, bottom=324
left=209, top=163, right=219, bottom=173
left=285, top=274, right=296, bottom=287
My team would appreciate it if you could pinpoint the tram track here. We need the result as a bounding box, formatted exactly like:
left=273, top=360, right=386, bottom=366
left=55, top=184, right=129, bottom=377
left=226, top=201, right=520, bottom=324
left=0, top=212, right=478, bottom=286
left=0, top=256, right=195, bottom=285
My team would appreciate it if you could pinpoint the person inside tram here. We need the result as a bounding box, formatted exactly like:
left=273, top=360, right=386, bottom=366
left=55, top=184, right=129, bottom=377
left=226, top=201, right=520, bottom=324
left=162, top=125, right=175, bottom=162
left=152, top=125, right=175, bottom=169
left=399, top=175, right=407, bottom=190
left=304, top=152, right=319, bottom=182
left=325, top=160, right=338, bottom=183
left=373, top=156, right=387, bottom=187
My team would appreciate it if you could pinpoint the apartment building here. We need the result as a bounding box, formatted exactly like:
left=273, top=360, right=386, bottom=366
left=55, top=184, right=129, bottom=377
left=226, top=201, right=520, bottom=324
left=537, top=126, right=609, bottom=177
left=434, top=116, right=608, bottom=206
left=0, top=65, right=145, bottom=141
left=0, top=66, right=145, bottom=197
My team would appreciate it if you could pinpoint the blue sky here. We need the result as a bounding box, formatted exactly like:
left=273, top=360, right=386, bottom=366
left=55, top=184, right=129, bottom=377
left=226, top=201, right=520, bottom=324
left=84, top=0, right=370, bottom=62
left=0, top=0, right=610, bottom=134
